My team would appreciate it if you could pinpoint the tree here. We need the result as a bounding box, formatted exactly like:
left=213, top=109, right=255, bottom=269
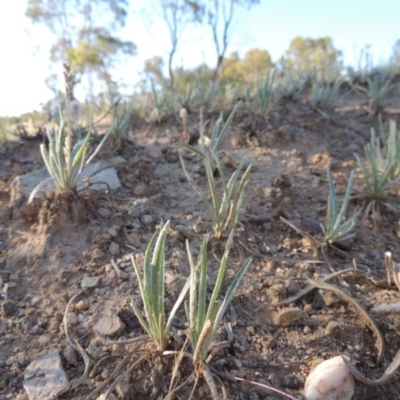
left=26, top=0, right=136, bottom=98
left=284, top=36, right=343, bottom=80
left=153, top=0, right=203, bottom=87
left=205, top=0, right=260, bottom=79
left=222, top=48, right=273, bottom=84
left=143, top=56, right=165, bottom=85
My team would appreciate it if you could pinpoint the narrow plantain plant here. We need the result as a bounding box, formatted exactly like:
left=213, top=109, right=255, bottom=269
left=310, top=78, right=343, bottom=110
left=355, top=122, right=400, bottom=200
left=130, top=220, right=190, bottom=351
left=367, top=73, right=391, bottom=113
left=322, top=170, right=361, bottom=245
left=30, top=65, right=113, bottom=201
left=185, top=230, right=252, bottom=363
left=354, top=121, right=400, bottom=223
left=181, top=150, right=251, bottom=239
left=185, top=102, right=241, bottom=158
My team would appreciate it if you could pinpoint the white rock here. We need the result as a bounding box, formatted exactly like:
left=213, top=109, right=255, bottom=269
left=304, top=355, right=354, bottom=400
left=23, top=349, right=69, bottom=400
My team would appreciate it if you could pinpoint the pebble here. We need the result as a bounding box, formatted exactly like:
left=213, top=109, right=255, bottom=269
left=75, top=300, right=90, bottom=311
left=38, top=334, right=52, bottom=345
left=101, top=369, right=110, bottom=379
left=92, top=248, right=105, bottom=259
left=23, top=349, right=69, bottom=399
left=98, top=208, right=111, bottom=218
left=140, top=214, right=154, bottom=224
left=6, top=356, right=16, bottom=366
left=16, top=353, right=25, bottom=365
left=107, top=228, right=118, bottom=238
left=127, top=232, right=141, bottom=248
left=63, top=345, right=78, bottom=366
left=134, top=183, right=147, bottom=196
left=86, top=343, right=105, bottom=360
left=31, top=296, right=41, bottom=306
left=273, top=307, right=306, bottom=326
left=2, top=300, right=18, bottom=317
left=109, top=241, right=120, bottom=256
left=130, top=198, right=150, bottom=217
left=94, top=309, right=125, bottom=336
left=81, top=276, right=100, bottom=289
left=67, top=312, right=78, bottom=325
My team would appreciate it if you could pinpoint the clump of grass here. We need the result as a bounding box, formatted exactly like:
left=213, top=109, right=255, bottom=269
left=281, top=170, right=360, bottom=252
left=310, top=78, right=342, bottom=109
left=354, top=120, right=400, bottom=222
left=185, top=102, right=240, bottom=158
left=150, top=80, right=177, bottom=123
left=185, top=231, right=252, bottom=362
left=367, top=73, right=391, bottom=114
left=322, top=170, right=361, bottom=245
left=130, top=220, right=190, bottom=351
left=111, top=102, right=132, bottom=148
left=30, top=64, right=112, bottom=200
left=181, top=150, right=251, bottom=239
left=194, top=79, right=220, bottom=114
left=246, top=69, right=282, bottom=119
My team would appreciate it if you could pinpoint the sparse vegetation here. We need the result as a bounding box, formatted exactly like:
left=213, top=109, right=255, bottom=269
left=185, top=231, right=252, bottom=362
left=354, top=120, right=400, bottom=222
left=4, top=7, right=400, bottom=399
left=323, top=170, right=361, bottom=245
left=130, top=220, right=190, bottom=351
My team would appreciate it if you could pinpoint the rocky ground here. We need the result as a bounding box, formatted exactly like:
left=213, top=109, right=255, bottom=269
left=1, top=86, right=400, bottom=400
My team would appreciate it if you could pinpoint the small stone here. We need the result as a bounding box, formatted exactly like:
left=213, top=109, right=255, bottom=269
left=29, top=326, right=40, bottom=335
left=107, top=228, right=118, bottom=238
left=273, top=307, right=306, bottom=326
left=101, top=369, right=110, bottom=379
left=75, top=300, right=90, bottom=311
left=31, top=296, right=41, bottom=306
left=127, top=232, right=141, bottom=248
left=81, top=276, right=100, bottom=289
left=86, top=343, right=105, bottom=360
left=98, top=208, right=111, bottom=218
left=92, top=248, right=105, bottom=260
left=140, top=214, right=154, bottom=224
left=16, top=394, right=27, bottom=400
left=133, top=183, right=147, bottom=196
left=63, top=345, right=78, bottom=366
left=38, top=334, right=52, bottom=345
left=94, top=309, right=125, bottom=336
left=146, top=144, right=162, bottom=159
left=109, top=242, right=120, bottom=256
left=23, top=349, right=69, bottom=399
left=67, top=312, right=78, bottom=325
left=16, top=353, right=25, bottom=365
left=2, top=300, right=18, bottom=317
left=303, top=326, right=312, bottom=334
left=6, top=356, right=16, bottom=366
left=233, top=359, right=242, bottom=369
left=130, top=198, right=150, bottom=217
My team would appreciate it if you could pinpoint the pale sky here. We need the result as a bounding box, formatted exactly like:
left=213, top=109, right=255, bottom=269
left=1, top=0, right=399, bottom=117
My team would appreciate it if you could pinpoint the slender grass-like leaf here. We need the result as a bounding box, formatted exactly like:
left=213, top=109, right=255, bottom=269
left=180, top=151, right=251, bottom=239
left=323, top=170, right=361, bottom=244
left=355, top=123, right=400, bottom=199
left=186, top=231, right=252, bottom=362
